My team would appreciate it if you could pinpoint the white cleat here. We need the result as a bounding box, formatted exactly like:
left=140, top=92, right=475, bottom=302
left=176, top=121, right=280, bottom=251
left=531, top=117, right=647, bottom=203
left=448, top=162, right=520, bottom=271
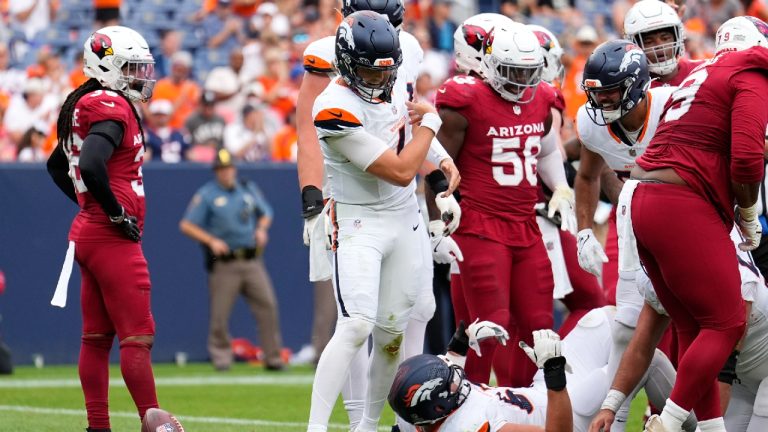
left=644, top=415, right=671, bottom=432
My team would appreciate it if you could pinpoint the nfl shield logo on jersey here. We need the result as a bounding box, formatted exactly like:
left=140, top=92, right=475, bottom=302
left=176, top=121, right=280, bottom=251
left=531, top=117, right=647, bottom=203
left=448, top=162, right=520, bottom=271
left=513, top=106, right=522, bottom=115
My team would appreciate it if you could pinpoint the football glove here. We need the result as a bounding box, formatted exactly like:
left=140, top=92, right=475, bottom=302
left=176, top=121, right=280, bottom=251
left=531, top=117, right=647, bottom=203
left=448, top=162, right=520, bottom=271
left=519, top=329, right=570, bottom=371
left=303, top=214, right=319, bottom=247
left=429, top=220, right=463, bottom=264
left=577, top=228, right=608, bottom=277
left=110, top=208, right=141, bottom=242
left=737, top=204, right=761, bottom=252
left=435, top=194, right=461, bottom=235
left=548, top=185, right=577, bottom=235
left=467, top=319, right=509, bottom=357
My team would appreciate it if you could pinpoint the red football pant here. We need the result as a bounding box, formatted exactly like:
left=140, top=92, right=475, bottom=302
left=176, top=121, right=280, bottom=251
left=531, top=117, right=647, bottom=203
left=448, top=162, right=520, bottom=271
left=76, top=241, right=158, bottom=428
left=452, top=233, right=554, bottom=387
left=632, top=184, right=745, bottom=420
left=558, top=230, right=607, bottom=337
left=603, top=211, right=619, bottom=306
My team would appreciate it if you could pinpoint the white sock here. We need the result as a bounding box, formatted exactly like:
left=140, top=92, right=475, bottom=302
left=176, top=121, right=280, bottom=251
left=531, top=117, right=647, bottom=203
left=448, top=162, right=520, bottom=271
left=698, top=417, right=726, bottom=432
left=659, top=399, right=690, bottom=432
left=308, top=319, right=373, bottom=431
left=356, top=326, right=404, bottom=432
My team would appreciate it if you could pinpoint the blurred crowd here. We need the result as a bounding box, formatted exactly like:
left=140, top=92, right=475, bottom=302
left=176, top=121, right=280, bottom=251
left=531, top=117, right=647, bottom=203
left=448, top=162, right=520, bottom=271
left=0, top=0, right=762, bottom=163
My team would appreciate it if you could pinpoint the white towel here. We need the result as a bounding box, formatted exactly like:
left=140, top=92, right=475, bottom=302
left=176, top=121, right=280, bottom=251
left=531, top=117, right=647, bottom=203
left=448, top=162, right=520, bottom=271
left=51, top=241, right=75, bottom=308
left=536, top=215, right=574, bottom=299
left=309, top=201, right=333, bottom=282
left=617, top=180, right=642, bottom=272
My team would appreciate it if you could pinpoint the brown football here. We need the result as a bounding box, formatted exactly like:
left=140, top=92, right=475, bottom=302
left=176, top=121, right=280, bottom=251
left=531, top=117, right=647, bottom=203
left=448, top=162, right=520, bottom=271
left=141, top=408, right=185, bottom=432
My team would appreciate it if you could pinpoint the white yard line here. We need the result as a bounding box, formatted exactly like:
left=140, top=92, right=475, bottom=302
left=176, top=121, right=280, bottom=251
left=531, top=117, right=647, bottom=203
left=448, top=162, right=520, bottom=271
left=0, top=405, right=392, bottom=431
left=0, top=375, right=315, bottom=388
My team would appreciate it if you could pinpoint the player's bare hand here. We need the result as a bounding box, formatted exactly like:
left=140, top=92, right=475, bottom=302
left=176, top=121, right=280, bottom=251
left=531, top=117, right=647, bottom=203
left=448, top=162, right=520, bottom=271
left=439, top=158, right=461, bottom=197
left=589, top=409, right=616, bottom=432
left=209, top=238, right=230, bottom=256
left=406, top=100, right=437, bottom=125
left=255, top=227, right=269, bottom=249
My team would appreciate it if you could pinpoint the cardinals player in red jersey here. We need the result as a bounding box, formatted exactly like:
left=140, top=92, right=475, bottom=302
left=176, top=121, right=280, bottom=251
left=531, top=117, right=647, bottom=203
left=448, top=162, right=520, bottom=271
left=618, top=16, right=768, bottom=432
left=436, top=21, right=577, bottom=388
left=46, top=26, right=180, bottom=432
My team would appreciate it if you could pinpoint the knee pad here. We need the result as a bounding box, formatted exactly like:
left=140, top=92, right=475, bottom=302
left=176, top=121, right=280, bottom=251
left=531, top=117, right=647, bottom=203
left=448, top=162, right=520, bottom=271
left=754, top=378, right=768, bottom=417
left=82, top=334, right=115, bottom=350
left=336, top=318, right=375, bottom=348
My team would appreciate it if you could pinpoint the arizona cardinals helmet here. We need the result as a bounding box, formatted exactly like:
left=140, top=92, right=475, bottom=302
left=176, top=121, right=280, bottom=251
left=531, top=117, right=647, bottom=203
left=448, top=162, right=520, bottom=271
left=480, top=22, right=544, bottom=103
left=453, top=13, right=516, bottom=77
left=715, top=16, right=768, bottom=54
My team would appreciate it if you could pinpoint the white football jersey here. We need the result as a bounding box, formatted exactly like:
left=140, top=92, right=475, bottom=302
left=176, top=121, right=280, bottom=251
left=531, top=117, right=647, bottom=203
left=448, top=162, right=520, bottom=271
left=438, top=383, right=548, bottom=431
left=576, top=86, right=676, bottom=176
left=303, top=35, right=336, bottom=76
left=313, top=80, right=413, bottom=210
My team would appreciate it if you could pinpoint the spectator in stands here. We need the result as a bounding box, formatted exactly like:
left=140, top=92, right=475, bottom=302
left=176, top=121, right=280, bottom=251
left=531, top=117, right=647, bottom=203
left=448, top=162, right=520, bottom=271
left=204, top=66, right=241, bottom=124
left=248, top=2, right=290, bottom=40
left=15, top=123, right=48, bottom=163
left=743, top=0, right=768, bottom=21
left=224, top=104, right=275, bottom=162
left=561, top=25, right=598, bottom=125
left=0, top=43, right=26, bottom=97
left=93, top=0, right=121, bottom=28
left=428, top=0, right=458, bottom=53
left=686, top=0, right=744, bottom=38
left=271, top=108, right=297, bottom=162
left=153, top=51, right=201, bottom=130
left=412, top=25, right=451, bottom=90
left=35, top=48, right=70, bottom=102
left=9, top=0, right=56, bottom=41
left=179, top=148, right=285, bottom=372
left=154, top=30, right=182, bottom=80
left=69, top=50, right=88, bottom=89
left=204, top=0, right=246, bottom=50
left=145, top=99, right=189, bottom=163
left=257, top=48, right=295, bottom=119
left=0, top=95, right=14, bottom=161
left=3, top=78, right=57, bottom=145
left=185, top=92, right=226, bottom=163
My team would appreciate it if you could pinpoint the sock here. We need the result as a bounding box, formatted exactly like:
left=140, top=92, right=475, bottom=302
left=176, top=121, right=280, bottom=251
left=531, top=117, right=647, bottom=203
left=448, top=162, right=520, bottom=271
left=119, top=340, right=158, bottom=420
left=642, top=350, right=698, bottom=432
left=309, top=319, right=373, bottom=430
left=660, top=399, right=690, bottom=432
left=356, top=327, right=404, bottom=432
left=342, top=344, right=368, bottom=431
left=80, top=335, right=114, bottom=429
left=607, top=321, right=635, bottom=428
left=698, top=417, right=726, bottom=432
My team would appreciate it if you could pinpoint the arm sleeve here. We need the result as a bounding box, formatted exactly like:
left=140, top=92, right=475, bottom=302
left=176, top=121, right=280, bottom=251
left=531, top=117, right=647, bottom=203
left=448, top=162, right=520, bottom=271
left=78, top=133, right=122, bottom=218
left=46, top=144, right=78, bottom=204
left=730, top=70, right=768, bottom=184
left=325, top=128, right=391, bottom=171
left=426, top=137, right=451, bottom=167
left=248, top=182, right=274, bottom=219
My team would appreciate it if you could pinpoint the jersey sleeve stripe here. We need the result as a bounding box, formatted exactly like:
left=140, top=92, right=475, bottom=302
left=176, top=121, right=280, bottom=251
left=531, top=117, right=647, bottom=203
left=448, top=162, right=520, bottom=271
left=303, top=55, right=334, bottom=73
left=315, top=108, right=362, bottom=124
left=476, top=422, right=490, bottom=432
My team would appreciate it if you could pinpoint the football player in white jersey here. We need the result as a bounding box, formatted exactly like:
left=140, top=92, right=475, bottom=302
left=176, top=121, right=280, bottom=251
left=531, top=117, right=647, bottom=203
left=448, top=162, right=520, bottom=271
left=590, top=227, right=767, bottom=432
left=389, top=308, right=680, bottom=432
left=573, top=40, right=677, bottom=431
left=306, top=11, right=443, bottom=432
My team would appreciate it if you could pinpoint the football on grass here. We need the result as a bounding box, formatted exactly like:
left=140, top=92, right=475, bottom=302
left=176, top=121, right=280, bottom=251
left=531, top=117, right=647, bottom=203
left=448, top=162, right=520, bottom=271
left=141, top=408, right=185, bottom=432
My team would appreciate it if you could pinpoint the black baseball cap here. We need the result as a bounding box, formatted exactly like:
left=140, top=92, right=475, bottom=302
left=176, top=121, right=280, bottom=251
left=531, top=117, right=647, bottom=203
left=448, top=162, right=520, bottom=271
left=213, top=149, right=234, bottom=169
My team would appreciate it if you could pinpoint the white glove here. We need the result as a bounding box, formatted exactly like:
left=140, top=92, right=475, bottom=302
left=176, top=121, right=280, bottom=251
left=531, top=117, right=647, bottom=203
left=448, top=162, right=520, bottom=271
left=577, top=228, right=608, bottom=277
left=303, top=214, right=319, bottom=246
left=467, top=319, right=509, bottom=357
left=737, top=204, right=762, bottom=252
left=548, top=185, right=577, bottom=235
left=435, top=194, right=462, bottom=235
left=429, top=220, right=464, bottom=264
left=519, top=329, right=568, bottom=370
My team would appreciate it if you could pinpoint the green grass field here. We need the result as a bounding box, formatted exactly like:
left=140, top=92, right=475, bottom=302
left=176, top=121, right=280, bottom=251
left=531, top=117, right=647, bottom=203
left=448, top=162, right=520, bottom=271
left=0, top=362, right=648, bottom=431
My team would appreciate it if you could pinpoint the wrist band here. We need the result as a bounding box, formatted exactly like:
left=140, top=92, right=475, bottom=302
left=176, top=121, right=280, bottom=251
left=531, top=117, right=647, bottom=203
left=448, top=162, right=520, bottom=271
left=600, top=389, right=627, bottom=413
left=425, top=169, right=449, bottom=195
left=301, top=185, right=324, bottom=218
left=420, top=112, right=442, bottom=134
left=739, top=203, right=759, bottom=222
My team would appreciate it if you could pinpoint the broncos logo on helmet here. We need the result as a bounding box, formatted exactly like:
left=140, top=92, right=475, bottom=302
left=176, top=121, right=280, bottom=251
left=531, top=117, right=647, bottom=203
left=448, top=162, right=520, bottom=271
left=90, top=33, right=114, bottom=59
left=403, top=378, right=443, bottom=407
left=462, top=24, right=490, bottom=52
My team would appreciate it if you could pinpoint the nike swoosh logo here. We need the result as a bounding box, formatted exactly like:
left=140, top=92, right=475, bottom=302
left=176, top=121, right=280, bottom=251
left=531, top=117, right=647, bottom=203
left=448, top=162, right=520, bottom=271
left=100, top=101, right=115, bottom=107
left=437, top=88, right=446, bottom=93
left=329, top=110, right=343, bottom=118
left=413, top=223, right=419, bottom=231
left=307, top=57, right=316, bottom=64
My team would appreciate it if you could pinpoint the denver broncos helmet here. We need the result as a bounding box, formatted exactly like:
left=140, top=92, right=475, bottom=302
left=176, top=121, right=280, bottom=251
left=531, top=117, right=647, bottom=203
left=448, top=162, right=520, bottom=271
left=336, top=11, right=402, bottom=104
left=341, top=0, right=405, bottom=29
left=387, top=354, right=471, bottom=425
left=581, top=40, right=650, bottom=125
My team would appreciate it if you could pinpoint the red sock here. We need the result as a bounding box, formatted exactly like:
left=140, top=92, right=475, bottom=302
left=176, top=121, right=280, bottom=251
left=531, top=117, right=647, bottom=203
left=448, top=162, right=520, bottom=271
left=119, top=341, right=158, bottom=419
left=80, top=336, right=114, bottom=429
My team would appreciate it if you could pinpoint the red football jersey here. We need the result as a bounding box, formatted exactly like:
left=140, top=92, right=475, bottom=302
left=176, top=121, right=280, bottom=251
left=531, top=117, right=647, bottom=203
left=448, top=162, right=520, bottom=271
left=650, top=57, right=705, bottom=88
left=65, top=89, right=146, bottom=242
left=638, top=47, right=768, bottom=224
left=436, top=75, right=559, bottom=247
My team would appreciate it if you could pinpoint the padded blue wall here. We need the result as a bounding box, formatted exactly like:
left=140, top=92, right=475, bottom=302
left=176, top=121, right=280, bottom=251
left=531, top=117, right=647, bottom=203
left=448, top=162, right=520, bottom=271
left=0, top=163, right=313, bottom=365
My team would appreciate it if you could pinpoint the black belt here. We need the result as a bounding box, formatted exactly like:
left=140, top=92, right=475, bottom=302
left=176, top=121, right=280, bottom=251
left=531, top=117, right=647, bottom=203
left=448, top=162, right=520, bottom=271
left=218, top=247, right=258, bottom=262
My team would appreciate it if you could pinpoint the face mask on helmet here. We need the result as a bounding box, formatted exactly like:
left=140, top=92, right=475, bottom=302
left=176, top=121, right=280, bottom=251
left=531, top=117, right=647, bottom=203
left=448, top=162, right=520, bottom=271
left=583, top=81, right=630, bottom=124
left=634, top=26, right=683, bottom=76
left=118, top=59, right=156, bottom=102
left=486, top=56, right=543, bottom=104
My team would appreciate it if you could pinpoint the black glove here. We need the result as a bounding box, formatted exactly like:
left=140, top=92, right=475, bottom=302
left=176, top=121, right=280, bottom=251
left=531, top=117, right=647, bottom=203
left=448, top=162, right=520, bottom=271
left=543, top=356, right=567, bottom=391
left=302, top=185, right=324, bottom=218
left=110, top=208, right=141, bottom=242
left=718, top=349, right=740, bottom=385
left=447, top=320, right=469, bottom=356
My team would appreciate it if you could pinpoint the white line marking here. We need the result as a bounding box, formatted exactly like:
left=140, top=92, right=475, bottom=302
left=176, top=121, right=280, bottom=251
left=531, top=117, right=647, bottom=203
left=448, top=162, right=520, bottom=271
left=0, top=405, right=392, bottom=431
left=0, top=375, right=314, bottom=388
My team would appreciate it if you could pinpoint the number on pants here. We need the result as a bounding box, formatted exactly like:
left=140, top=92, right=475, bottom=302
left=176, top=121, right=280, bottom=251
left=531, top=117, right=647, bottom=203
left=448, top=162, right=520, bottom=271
left=664, top=68, right=709, bottom=122
left=491, top=136, right=540, bottom=186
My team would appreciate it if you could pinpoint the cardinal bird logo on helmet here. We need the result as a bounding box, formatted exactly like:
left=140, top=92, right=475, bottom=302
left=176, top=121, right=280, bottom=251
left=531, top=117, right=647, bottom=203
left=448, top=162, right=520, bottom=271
left=90, top=33, right=114, bottom=59
left=533, top=31, right=555, bottom=52
left=462, top=24, right=489, bottom=51
left=483, top=29, right=495, bottom=55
